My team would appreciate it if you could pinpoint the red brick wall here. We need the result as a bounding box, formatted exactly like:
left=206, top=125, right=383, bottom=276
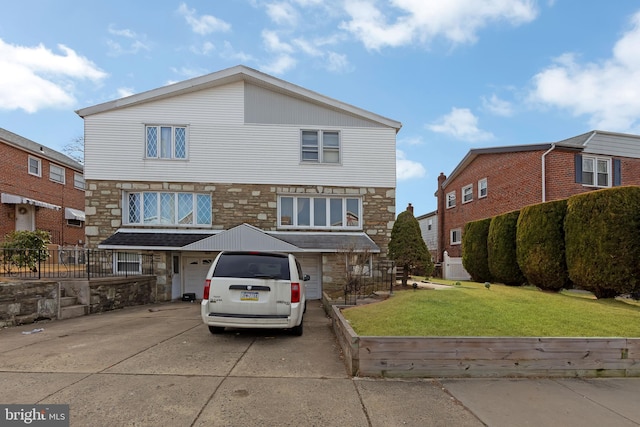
left=439, top=148, right=640, bottom=258
left=0, top=143, right=85, bottom=245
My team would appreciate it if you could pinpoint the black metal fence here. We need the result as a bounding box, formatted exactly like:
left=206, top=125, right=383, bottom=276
left=0, top=247, right=154, bottom=280
left=343, top=260, right=395, bottom=305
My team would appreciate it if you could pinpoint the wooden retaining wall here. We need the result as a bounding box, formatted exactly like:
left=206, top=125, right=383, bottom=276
left=330, top=305, right=640, bottom=378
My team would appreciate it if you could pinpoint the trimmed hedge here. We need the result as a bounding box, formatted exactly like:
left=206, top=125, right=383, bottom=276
left=488, top=210, right=525, bottom=286
left=516, top=199, right=570, bottom=291
left=462, top=218, right=493, bottom=283
left=565, top=186, right=640, bottom=299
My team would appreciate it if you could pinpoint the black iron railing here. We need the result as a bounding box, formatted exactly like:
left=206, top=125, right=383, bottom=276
left=0, top=247, right=154, bottom=279
left=343, top=260, right=395, bottom=305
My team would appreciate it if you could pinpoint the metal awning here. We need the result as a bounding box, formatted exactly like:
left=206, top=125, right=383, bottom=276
left=1, top=192, right=61, bottom=211
left=65, top=207, right=85, bottom=221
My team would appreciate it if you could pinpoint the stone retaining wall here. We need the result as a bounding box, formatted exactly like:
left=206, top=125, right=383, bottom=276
left=88, top=276, right=156, bottom=313
left=0, top=280, right=59, bottom=327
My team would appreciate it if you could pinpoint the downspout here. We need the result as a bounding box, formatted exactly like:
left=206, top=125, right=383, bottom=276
left=541, top=144, right=556, bottom=203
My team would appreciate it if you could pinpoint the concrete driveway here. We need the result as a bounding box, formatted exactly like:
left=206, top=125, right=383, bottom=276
left=1, top=301, right=639, bottom=426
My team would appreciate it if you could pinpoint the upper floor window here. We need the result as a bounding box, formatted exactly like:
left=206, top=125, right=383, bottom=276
left=462, top=184, right=473, bottom=203
left=427, top=218, right=433, bottom=231
left=301, top=130, right=340, bottom=163
left=446, top=191, right=456, bottom=209
left=279, top=196, right=360, bottom=229
left=50, top=164, right=65, bottom=184
left=28, top=156, right=41, bottom=177
left=478, top=178, right=488, bottom=198
left=582, top=156, right=611, bottom=187
left=146, top=125, right=187, bottom=159
left=74, top=173, right=85, bottom=190
left=126, top=192, right=211, bottom=226
left=451, top=228, right=462, bottom=245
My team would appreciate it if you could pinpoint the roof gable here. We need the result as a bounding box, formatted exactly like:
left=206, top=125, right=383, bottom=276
left=181, top=223, right=299, bottom=252
left=76, top=65, right=401, bottom=132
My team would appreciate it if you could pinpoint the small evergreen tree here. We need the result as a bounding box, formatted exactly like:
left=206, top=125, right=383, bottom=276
left=462, top=218, right=492, bottom=283
left=388, top=209, right=433, bottom=286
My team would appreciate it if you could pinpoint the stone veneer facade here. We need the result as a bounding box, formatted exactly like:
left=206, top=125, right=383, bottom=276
left=85, top=180, right=396, bottom=300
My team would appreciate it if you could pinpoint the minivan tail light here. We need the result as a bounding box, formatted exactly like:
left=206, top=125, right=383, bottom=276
left=291, top=282, right=301, bottom=303
left=203, top=279, right=211, bottom=300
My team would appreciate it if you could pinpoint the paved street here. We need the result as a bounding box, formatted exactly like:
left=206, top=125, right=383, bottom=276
left=1, top=301, right=639, bottom=426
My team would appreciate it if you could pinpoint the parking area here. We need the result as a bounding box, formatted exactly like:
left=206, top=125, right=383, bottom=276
left=1, top=301, right=640, bottom=426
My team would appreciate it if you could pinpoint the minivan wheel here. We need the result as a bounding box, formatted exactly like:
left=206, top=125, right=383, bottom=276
left=291, top=319, right=303, bottom=336
left=208, top=326, right=225, bottom=334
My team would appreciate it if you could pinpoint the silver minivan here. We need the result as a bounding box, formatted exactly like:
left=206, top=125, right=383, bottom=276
left=201, top=251, right=309, bottom=335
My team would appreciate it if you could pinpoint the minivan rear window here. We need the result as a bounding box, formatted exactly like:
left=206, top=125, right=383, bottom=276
left=213, top=253, right=291, bottom=280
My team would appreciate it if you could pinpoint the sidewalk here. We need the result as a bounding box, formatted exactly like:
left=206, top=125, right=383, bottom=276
left=0, top=301, right=638, bottom=426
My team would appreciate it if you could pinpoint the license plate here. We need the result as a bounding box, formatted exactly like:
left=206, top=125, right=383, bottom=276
left=240, top=291, right=259, bottom=301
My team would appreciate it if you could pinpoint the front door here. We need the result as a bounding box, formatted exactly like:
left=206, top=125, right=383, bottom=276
left=15, top=204, right=35, bottom=231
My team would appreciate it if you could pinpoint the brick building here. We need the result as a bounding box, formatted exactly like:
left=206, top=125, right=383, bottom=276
left=0, top=128, right=85, bottom=246
left=435, top=130, right=640, bottom=260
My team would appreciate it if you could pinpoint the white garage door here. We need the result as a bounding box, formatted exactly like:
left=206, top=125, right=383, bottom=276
left=183, top=256, right=214, bottom=299
left=298, top=254, right=321, bottom=300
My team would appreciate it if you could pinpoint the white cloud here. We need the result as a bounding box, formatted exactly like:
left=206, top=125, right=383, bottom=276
left=262, top=30, right=294, bottom=53
left=220, top=41, right=255, bottom=63
left=261, top=54, right=297, bottom=75
left=341, top=0, right=538, bottom=50
left=529, top=11, right=640, bottom=132
left=398, top=135, right=425, bottom=145
left=325, top=51, right=351, bottom=73
left=116, top=87, right=135, bottom=98
left=106, top=25, right=150, bottom=56
left=397, top=150, right=426, bottom=181
left=482, top=94, right=513, bottom=116
left=190, top=41, right=215, bottom=55
left=266, top=2, right=299, bottom=26
left=177, top=3, right=231, bottom=35
left=0, top=39, right=107, bottom=113
left=427, top=107, right=494, bottom=142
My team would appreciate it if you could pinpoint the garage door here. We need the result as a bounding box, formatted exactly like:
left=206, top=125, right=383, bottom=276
left=298, top=254, right=321, bottom=300
left=183, top=256, right=214, bottom=299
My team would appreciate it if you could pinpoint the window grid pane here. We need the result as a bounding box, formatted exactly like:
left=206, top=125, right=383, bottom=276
left=160, top=127, right=172, bottom=158
left=128, top=193, right=140, bottom=223
left=297, top=198, right=310, bottom=226
left=330, top=198, right=343, bottom=226
left=143, top=193, right=158, bottom=224
left=175, top=127, right=186, bottom=158
left=301, top=131, right=319, bottom=161
left=146, top=127, right=158, bottom=157
left=196, top=195, right=211, bottom=225
left=346, top=198, right=359, bottom=227
left=280, top=197, right=293, bottom=225
left=178, top=193, right=193, bottom=224
left=160, top=193, right=175, bottom=224
left=314, top=198, right=326, bottom=226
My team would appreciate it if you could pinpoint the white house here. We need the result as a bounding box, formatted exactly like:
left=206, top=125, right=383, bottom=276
left=76, top=65, right=401, bottom=301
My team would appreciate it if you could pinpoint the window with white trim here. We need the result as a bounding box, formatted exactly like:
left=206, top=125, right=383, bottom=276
left=427, top=219, right=432, bottom=231
left=28, top=156, right=41, bottom=177
left=451, top=228, right=462, bottom=245
left=279, top=196, right=360, bottom=229
left=50, top=164, right=65, bottom=184
left=74, top=173, right=85, bottom=190
left=478, top=178, right=487, bottom=198
left=126, top=192, right=211, bottom=226
left=301, top=130, right=340, bottom=163
left=582, top=156, right=611, bottom=187
left=115, top=252, right=142, bottom=274
left=446, top=191, right=456, bottom=208
left=146, top=125, right=187, bottom=159
left=462, top=184, right=473, bottom=203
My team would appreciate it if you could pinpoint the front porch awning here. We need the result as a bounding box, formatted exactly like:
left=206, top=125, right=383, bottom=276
left=98, top=223, right=380, bottom=253
left=65, top=207, right=86, bottom=221
left=1, top=192, right=61, bottom=211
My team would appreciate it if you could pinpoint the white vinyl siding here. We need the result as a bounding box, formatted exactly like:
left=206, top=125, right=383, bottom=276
left=82, top=82, right=396, bottom=188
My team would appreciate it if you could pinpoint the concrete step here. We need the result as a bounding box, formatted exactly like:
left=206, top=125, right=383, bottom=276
left=60, top=296, right=78, bottom=308
left=60, top=304, right=88, bottom=320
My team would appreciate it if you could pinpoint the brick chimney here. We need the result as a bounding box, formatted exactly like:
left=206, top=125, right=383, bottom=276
left=406, top=203, right=414, bottom=214
left=436, top=172, right=447, bottom=263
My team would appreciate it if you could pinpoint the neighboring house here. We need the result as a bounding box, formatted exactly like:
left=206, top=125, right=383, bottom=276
left=0, top=128, right=85, bottom=246
left=76, top=65, right=401, bottom=301
left=416, top=209, right=437, bottom=261
left=436, top=130, right=640, bottom=260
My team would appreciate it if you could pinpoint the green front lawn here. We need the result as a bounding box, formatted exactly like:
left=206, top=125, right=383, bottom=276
left=341, top=280, right=640, bottom=337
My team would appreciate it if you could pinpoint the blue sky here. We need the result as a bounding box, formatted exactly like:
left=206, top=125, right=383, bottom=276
left=2, top=1, right=640, bottom=216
